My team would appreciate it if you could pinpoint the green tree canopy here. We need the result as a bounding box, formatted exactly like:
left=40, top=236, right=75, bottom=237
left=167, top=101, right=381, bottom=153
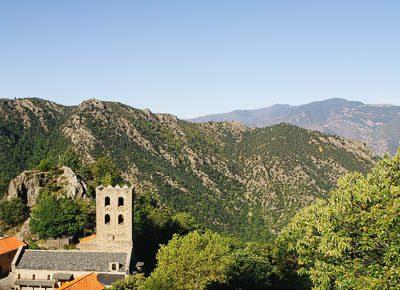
left=37, top=157, right=54, bottom=172
left=143, top=231, right=235, bottom=290
left=90, top=156, right=123, bottom=186
left=224, top=242, right=275, bottom=289
left=278, top=153, right=400, bottom=289
left=110, top=274, right=147, bottom=290
left=114, top=230, right=284, bottom=290
left=29, top=192, right=90, bottom=239
left=0, top=197, right=29, bottom=230
left=58, top=149, right=81, bottom=171
left=133, top=193, right=199, bottom=274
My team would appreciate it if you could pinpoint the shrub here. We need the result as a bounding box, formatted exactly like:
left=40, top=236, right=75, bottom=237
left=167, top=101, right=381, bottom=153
left=0, top=197, right=29, bottom=228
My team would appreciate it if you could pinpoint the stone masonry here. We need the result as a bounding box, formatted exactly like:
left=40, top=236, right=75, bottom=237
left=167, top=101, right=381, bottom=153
left=78, top=185, right=134, bottom=253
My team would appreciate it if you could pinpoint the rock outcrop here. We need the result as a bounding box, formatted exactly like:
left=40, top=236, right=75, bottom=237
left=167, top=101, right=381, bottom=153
left=16, top=218, right=31, bottom=240
left=57, top=166, right=87, bottom=199
left=7, top=171, right=50, bottom=207
left=7, top=167, right=87, bottom=207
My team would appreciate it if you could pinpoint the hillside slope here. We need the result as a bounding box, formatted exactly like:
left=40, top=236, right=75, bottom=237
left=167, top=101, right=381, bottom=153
left=190, top=98, right=400, bottom=156
left=0, top=98, right=376, bottom=240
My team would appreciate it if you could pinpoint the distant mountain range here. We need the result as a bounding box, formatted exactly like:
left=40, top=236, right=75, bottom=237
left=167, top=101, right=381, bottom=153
left=190, top=98, right=400, bottom=155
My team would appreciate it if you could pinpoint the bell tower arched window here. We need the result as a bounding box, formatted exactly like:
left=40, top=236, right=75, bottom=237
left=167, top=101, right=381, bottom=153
left=105, top=214, right=110, bottom=225
left=118, top=197, right=124, bottom=206
left=105, top=196, right=110, bottom=206
left=118, top=214, right=124, bottom=225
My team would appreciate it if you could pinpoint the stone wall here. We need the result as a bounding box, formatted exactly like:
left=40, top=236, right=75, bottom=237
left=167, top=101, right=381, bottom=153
left=0, top=250, right=18, bottom=278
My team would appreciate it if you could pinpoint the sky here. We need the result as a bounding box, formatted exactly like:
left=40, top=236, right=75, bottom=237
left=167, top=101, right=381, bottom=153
left=0, top=1, right=399, bottom=118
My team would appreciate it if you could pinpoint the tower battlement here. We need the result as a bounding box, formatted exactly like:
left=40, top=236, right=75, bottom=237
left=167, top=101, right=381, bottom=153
left=96, top=184, right=134, bottom=190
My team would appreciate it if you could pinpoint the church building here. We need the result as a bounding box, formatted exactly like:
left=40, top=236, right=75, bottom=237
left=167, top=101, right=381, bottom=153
left=11, top=185, right=135, bottom=290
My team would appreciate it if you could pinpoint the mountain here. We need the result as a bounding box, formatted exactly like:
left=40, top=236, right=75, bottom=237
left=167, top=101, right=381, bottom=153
left=190, top=98, right=400, bottom=156
left=0, top=98, right=376, bottom=241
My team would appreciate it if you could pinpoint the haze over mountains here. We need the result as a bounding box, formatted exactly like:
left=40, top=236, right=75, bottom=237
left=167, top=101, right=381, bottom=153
left=190, top=98, right=400, bottom=156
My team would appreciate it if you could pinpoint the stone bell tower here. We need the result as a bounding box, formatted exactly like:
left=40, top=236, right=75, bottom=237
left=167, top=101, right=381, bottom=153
left=78, top=185, right=134, bottom=253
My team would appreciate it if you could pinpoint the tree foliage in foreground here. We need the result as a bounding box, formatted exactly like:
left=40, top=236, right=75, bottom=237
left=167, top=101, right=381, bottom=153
left=110, top=274, right=147, bottom=290
left=278, top=153, right=400, bottom=289
left=133, top=193, right=200, bottom=274
left=29, top=192, right=91, bottom=239
left=112, top=230, right=295, bottom=290
left=143, top=231, right=235, bottom=289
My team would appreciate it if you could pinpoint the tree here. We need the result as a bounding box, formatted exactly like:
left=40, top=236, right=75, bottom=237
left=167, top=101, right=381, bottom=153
left=133, top=193, right=199, bottom=274
left=278, top=153, right=400, bottom=289
left=143, top=231, right=235, bottom=290
left=110, top=274, right=147, bottom=290
left=224, top=242, right=275, bottom=290
left=37, top=157, right=54, bottom=171
left=58, top=149, right=80, bottom=171
left=0, top=176, right=9, bottom=199
left=90, top=156, right=123, bottom=186
left=29, top=192, right=89, bottom=239
left=172, top=212, right=199, bottom=233
left=0, top=198, right=29, bottom=229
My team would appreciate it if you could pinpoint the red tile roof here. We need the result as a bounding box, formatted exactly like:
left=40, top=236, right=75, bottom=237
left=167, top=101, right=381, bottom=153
left=58, top=273, right=104, bottom=290
left=0, top=236, right=26, bottom=255
left=79, top=234, right=96, bottom=244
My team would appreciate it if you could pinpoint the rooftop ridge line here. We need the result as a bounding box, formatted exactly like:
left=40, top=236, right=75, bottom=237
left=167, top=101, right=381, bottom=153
left=24, top=249, right=128, bottom=254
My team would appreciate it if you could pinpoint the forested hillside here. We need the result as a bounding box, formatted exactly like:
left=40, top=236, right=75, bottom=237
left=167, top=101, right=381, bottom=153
left=0, top=98, right=376, bottom=240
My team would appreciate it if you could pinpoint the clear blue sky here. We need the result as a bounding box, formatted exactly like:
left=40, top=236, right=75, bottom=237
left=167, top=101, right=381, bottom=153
left=1, top=1, right=399, bottom=118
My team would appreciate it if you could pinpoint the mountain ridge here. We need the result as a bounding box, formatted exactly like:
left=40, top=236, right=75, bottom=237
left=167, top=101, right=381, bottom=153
left=190, top=98, right=400, bottom=155
left=0, top=97, right=376, bottom=241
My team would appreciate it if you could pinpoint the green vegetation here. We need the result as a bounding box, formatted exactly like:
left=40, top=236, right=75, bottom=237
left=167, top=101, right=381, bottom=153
left=110, top=274, right=147, bottom=290
left=2, top=99, right=399, bottom=289
left=143, top=231, right=234, bottom=289
left=0, top=99, right=71, bottom=198
left=112, top=230, right=307, bottom=290
left=278, top=153, right=400, bottom=289
left=29, top=192, right=91, bottom=239
left=134, top=193, right=199, bottom=274
left=0, top=198, right=29, bottom=231
left=110, top=153, right=400, bottom=290
left=0, top=98, right=375, bottom=241
left=224, top=242, right=275, bottom=289
left=89, top=156, right=124, bottom=186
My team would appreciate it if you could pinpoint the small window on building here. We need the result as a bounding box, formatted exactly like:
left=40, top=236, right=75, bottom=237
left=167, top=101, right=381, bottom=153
left=105, top=214, right=111, bottom=225
left=118, top=197, right=124, bottom=206
left=47, top=275, right=51, bottom=280
left=118, top=214, right=124, bottom=225
left=105, top=196, right=110, bottom=206
left=32, top=274, right=36, bottom=280
left=18, top=274, right=21, bottom=280
left=109, top=262, right=119, bottom=272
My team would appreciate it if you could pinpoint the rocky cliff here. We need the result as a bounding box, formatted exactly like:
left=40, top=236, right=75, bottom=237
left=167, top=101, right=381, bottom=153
left=7, top=166, right=87, bottom=207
